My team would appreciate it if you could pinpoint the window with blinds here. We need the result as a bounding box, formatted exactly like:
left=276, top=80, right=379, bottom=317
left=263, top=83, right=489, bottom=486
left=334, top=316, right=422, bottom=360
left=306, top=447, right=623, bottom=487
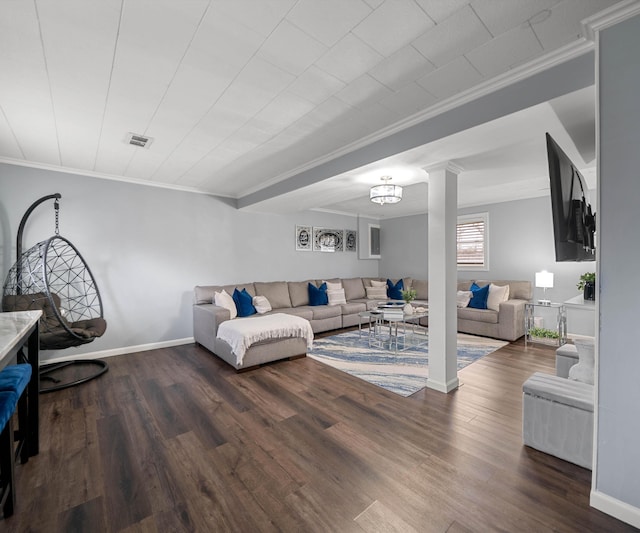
left=457, top=213, right=488, bottom=270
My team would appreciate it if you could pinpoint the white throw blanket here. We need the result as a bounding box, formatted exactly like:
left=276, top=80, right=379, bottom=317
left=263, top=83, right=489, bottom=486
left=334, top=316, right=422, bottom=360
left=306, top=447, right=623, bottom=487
left=216, top=313, right=314, bottom=365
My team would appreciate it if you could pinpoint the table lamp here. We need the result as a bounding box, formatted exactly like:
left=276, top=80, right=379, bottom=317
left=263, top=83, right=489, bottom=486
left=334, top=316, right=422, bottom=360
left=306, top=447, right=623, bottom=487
left=535, top=270, right=554, bottom=305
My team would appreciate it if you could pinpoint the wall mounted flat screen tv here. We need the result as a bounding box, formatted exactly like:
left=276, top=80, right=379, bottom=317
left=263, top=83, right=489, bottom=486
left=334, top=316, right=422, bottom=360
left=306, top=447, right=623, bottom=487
left=545, top=132, right=596, bottom=262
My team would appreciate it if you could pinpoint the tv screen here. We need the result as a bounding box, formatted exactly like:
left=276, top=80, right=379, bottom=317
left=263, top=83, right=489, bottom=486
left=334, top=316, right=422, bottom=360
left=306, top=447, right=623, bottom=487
left=545, top=133, right=595, bottom=262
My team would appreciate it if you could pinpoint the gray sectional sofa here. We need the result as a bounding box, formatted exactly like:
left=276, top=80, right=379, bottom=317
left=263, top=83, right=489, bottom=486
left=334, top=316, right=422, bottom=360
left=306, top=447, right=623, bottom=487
left=193, top=277, right=531, bottom=370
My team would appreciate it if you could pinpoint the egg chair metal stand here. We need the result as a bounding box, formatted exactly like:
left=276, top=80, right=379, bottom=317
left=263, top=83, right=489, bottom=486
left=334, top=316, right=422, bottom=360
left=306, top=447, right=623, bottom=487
left=2, top=194, right=108, bottom=393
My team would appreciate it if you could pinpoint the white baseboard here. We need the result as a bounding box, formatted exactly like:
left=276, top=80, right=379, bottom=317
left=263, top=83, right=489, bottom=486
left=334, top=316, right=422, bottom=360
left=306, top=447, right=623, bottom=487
left=41, top=337, right=195, bottom=365
left=591, top=489, right=640, bottom=529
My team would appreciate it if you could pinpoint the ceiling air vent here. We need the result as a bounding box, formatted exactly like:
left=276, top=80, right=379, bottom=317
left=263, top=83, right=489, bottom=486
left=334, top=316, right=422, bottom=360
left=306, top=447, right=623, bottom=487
left=126, top=132, right=153, bottom=148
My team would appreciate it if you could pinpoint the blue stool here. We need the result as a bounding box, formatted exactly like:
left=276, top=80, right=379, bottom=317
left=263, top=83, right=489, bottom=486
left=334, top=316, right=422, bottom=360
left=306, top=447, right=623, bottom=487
left=0, top=390, right=19, bottom=518
left=0, top=365, right=32, bottom=464
left=0, top=364, right=32, bottom=518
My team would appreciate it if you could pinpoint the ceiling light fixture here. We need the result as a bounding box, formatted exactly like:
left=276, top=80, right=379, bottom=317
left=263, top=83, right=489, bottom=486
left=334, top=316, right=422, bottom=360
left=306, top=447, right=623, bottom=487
left=370, top=176, right=402, bottom=205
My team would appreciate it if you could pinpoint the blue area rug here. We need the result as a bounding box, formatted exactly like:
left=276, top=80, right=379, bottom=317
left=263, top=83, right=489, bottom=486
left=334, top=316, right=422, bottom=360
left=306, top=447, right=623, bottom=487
left=308, top=328, right=508, bottom=397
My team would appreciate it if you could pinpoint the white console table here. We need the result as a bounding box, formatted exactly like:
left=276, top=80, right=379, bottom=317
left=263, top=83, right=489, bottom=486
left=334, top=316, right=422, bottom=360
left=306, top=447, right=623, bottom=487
left=564, top=294, right=596, bottom=309
left=564, top=295, right=596, bottom=338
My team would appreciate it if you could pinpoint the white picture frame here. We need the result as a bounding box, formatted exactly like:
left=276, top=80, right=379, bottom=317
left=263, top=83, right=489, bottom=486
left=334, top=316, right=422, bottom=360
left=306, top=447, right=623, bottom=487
left=295, top=225, right=312, bottom=251
left=313, top=228, right=344, bottom=252
left=345, top=230, right=357, bottom=252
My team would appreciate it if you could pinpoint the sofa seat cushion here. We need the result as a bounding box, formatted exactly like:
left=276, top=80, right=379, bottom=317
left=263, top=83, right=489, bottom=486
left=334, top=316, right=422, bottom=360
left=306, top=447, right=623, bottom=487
left=340, top=302, right=366, bottom=315
left=347, top=298, right=381, bottom=311
left=308, top=304, right=341, bottom=320
left=273, top=307, right=313, bottom=321
left=255, top=281, right=292, bottom=309
left=457, top=307, right=498, bottom=324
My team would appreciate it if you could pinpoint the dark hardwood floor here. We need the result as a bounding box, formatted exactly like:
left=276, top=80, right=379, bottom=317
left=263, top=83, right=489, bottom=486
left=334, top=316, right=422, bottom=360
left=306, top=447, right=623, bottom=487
left=5, top=335, right=637, bottom=532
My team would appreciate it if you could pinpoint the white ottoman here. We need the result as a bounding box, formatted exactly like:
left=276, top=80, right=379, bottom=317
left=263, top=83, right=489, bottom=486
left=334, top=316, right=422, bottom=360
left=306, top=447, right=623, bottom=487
left=556, top=343, right=579, bottom=378
left=522, top=372, right=594, bottom=469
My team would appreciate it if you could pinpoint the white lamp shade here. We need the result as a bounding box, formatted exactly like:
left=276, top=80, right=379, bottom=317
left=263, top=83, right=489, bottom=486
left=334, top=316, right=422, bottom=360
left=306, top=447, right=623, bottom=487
left=535, top=270, right=554, bottom=289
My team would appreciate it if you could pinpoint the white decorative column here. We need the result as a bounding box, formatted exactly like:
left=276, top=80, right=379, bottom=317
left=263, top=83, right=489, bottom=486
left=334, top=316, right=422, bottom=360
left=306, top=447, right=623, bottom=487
left=426, top=163, right=463, bottom=393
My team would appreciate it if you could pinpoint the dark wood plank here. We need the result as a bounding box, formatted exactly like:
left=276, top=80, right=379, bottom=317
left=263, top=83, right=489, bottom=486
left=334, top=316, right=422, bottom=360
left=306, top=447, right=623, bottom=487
left=4, top=336, right=636, bottom=532
left=97, top=414, right=153, bottom=531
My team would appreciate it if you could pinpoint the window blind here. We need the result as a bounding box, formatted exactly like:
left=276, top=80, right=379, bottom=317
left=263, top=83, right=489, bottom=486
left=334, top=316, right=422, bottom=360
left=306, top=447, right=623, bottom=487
left=457, top=219, right=486, bottom=266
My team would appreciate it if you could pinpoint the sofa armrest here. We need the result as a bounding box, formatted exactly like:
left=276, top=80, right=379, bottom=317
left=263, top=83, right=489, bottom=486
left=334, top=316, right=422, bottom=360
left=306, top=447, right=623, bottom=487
left=497, top=299, right=527, bottom=341
left=193, top=304, right=231, bottom=353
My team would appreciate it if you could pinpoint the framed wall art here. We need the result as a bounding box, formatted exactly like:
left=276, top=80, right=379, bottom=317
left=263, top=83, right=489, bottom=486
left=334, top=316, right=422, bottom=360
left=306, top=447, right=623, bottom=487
left=313, top=228, right=344, bottom=252
left=345, top=230, right=357, bottom=252
left=295, top=225, right=312, bottom=251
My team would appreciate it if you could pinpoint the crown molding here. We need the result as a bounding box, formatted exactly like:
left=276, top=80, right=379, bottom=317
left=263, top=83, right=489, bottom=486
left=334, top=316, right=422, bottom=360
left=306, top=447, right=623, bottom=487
left=0, top=157, right=226, bottom=198
left=423, top=161, right=465, bottom=175
left=582, top=0, right=640, bottom=41
left=310, top=207, right=365, bottom=219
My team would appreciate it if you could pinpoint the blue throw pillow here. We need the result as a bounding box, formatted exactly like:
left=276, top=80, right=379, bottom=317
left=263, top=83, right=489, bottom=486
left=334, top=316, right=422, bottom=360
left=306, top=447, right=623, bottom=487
left=308, top=282, right=328, bottom=306
left=468, top=282, right=490, bottom=309
left=386, top=278, right=404, bottom=300
left=233, top=288, right=256, bottom=317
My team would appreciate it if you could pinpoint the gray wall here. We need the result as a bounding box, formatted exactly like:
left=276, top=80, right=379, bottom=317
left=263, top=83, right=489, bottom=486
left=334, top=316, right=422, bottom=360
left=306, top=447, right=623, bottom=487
left=0, top=163, right=378, bottom=361
left=379, top=195, right=596, bottom=335
left=596, top=13, right=640, bottom=515
left=379, top=213, right=428, bottom=280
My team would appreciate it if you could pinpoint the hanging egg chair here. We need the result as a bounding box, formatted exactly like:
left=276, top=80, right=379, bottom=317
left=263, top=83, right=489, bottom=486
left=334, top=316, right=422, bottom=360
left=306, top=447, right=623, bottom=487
left=2, top=235, right=107, bottom=350
left=2, top=193, right=108, bottom=392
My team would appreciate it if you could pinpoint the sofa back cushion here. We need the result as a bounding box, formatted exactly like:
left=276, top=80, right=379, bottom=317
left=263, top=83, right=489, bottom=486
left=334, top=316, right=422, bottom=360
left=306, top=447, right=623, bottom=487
left=289, top=280, right=313, bottom=307
left=194, top=284, right=255, bottom=305
left=493, top=280, right=532, bottom=300
left=458, top=279, right=533, bottom=300
left=194, top=285, right=217, bottom=305
left=341, top=278, right=365, bottom=300
left=412, top=279, right=428, bottom=300
left=227, top=283, right=255, bottom=297
left=459, top=280, right=532, bottom=301
left=255, top=281, right=292, bottom=309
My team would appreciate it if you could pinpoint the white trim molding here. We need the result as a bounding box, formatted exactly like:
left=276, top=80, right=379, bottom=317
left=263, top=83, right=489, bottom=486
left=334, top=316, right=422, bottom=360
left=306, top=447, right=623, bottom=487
left=582, top=0, right=640, bottom=40
left=0, top=157, right=221, bottom=198
left=41, top=337, right=195, bottom=365
left=591, top=490, right=640, bottom=529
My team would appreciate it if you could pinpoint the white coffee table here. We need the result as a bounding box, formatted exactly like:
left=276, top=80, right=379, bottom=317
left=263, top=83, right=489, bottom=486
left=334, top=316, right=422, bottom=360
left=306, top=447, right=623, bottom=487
left=358, top=307, right=429, bottom=352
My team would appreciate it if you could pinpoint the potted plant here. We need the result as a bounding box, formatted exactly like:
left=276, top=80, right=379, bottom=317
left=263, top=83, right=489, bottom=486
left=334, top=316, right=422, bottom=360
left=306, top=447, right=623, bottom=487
left=528, top=326, right=560, bottom=345
left=401, top=288, right=417, bottom=315
left=401, top=288, right=417, bottom=304
left=577, top=272, right=596, bottom=301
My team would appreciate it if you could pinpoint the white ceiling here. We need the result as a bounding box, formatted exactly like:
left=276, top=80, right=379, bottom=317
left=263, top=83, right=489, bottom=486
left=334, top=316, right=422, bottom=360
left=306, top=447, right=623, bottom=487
left=0, top=0, right=619, bottom=217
